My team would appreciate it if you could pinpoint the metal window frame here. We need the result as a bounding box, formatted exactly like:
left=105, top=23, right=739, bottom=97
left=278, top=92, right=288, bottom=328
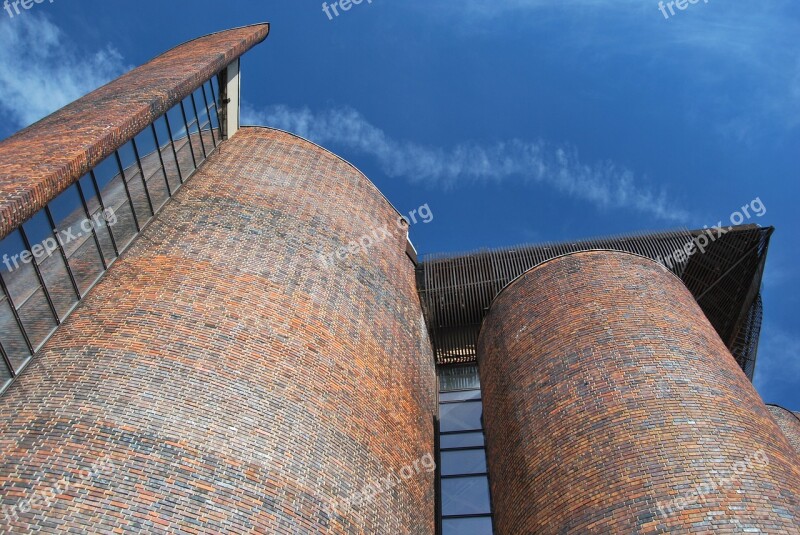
left=0, top=72, right=224, bottom=398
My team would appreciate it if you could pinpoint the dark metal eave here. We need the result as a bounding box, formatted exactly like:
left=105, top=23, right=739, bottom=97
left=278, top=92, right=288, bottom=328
left=417, top=225, right=773, bottom=380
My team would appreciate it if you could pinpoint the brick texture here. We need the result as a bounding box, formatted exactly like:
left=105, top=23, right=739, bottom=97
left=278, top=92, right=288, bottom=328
left=0, top=24, right=269, bottom=241
left=478, top=251, right=800, bottom=534
left=768, top=405, right=800, bottom=456
left=0, top=128, right=437, bottom=533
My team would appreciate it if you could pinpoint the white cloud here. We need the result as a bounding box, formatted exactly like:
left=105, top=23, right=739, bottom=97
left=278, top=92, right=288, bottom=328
left=0, top=14, right=129, bottom=130
left=244, top=104, right=690, bottom=222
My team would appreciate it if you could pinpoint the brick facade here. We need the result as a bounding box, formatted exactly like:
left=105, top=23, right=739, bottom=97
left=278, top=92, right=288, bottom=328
left=0, top=128, right=437, bottom=533
left=768, top=405, right=800, bottom=456
left=478, top=251, right=800, bottom=534
left=0, top=24, right=269, bottom=240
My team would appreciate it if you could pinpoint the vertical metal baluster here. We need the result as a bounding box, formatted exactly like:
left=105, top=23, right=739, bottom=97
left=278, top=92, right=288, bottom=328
left=43, top=205, right=82, bottom=300
left=113, top=151, right=141, bottom=233
left=129, top=138, right=156, bottom=217
left=76, top=179, right=109, bottom=270
left=18, top=225, right=60, bottom=325
left=89, top=170, right=120, bottom=258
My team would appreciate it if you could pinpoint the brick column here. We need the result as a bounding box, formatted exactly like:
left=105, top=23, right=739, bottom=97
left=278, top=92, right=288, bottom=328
left=478, top=250, right=800, bottom=534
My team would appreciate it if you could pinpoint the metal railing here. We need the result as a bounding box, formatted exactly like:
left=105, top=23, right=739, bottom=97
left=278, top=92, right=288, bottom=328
left=0, top=73, right=224, bottom=395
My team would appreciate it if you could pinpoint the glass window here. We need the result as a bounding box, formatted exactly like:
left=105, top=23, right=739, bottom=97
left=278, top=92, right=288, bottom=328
left=0, top=291, right=31, bottom=371
left=441, top=449, right=487, bottom=476
left=194, top=88, right=214, bottom=151
left=442, top=476, right=492, bottom=516
left=22, top=211, right=78, bottom=320
left=78, top=174, right=117, bottom=264
left=118, top=142, right=154, bottom=225
left=153, top=116, right=182, bottom=193
left=440, top=364, right=480, bottom=391
left=91, top=157, right=138, bottom=250
left=442, top=517, right=493, bottom=535
left=0, top=348, right=12, bottom=390
left=0, top=73, right=221, bottom=396
left=0, top=229, right=57, bottom=349
left=167, top=104, right=196, bottom=176
left=440, top=400, right=483, bottom=432
left=134, top=129, right=169, bottom=211
left=440, top=432, right=485, bottom=449
left=48, top=184, right=105, bottom=295
left=205, top=81, right=220, bottom=131
left=441, top=390, right=481, bottom=402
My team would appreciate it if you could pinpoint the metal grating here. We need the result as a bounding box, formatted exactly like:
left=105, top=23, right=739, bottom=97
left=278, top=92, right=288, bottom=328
left=418, top=225, right=772, bottom=380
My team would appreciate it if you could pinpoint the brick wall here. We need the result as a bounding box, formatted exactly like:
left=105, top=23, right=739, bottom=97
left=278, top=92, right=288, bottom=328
left=0, top=128, right=437, bottom=533
left=0, top=24, right=269, bottom=240
left=478, top=251, right=800, bottom=534
left=768, top=405, right=800, bottom=456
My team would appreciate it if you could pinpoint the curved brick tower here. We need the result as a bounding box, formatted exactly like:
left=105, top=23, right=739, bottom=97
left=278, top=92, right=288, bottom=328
left=0, top=26, right=436, bottom=533
left=768, top=405, right=800, bottom=455
left=478, top=251, right=800, bottom=534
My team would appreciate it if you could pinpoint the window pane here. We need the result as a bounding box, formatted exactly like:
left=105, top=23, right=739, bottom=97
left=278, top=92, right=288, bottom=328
left=442, top=476, right=492, bottom=516
left=0, top=230, right=42, bottom=308
left=22, top=212, right=77, bottom=320
left=441, top=449, right=487, bottom=476
left=182, top=98, right=205, bottom=161
left=49, top=185, right=105, bottom=295
left=440, top=365, right=480, bottom=391
left=0, top=351, right=11, bottom=391
left=206, top=81, right=220, bottom=130
left=91, top=157, right=137, bottom=250
left=16, top=287, right=57, bottom=350
left=0, top=294, right=30, bottom=371
left=440, top=401, right=482, bottom=432
left=116, top=142, right=140, bottom=180
left=194, top=88, right=214, bottom=150
left=118, top=142, right=154, bottom=224
left=65, top=236, right=105, bottom=295
left=154, top=116, right=182, bottom=193
left=441, top=390, right=481, bottom=402
left=78, top=175, right=117, bottom=264
left=135, top=128, right=169, bottom=211
left=443, top=517, right=493, bottom=535
left=210, top=75, right=220, bottom=105
left=168, top=105, right=196, bottom=176
left=167, top=104, right=188, bottom=141
left=441, top=432, right=484, bottom=449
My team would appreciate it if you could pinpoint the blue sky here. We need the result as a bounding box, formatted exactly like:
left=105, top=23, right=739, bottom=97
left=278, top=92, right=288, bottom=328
left=0, top=1, right=798, bottom=407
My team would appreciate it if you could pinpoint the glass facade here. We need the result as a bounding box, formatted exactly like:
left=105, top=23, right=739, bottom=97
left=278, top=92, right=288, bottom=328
left=438, top=365, right=494, bottom=534
left=0, top=75, right=223, bottom=395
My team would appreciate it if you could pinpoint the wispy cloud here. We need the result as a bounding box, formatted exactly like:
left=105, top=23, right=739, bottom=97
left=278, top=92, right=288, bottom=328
left=244, top=104, right=690, bottom=222
left=0, top=14, right=129, bottom=130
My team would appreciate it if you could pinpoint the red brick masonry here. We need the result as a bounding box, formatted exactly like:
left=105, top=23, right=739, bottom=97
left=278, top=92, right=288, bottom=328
left=0, top=128, right=437, bottom=533
left=478, top=251, right=800, bottom=534
left=768, top=405, right=800, bottom=456
left=0, top=24, right=269, bottom=241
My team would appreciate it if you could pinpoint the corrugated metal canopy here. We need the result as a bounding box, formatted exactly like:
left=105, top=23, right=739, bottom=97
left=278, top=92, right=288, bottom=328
left=418, top=225, right=772, bottom=380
